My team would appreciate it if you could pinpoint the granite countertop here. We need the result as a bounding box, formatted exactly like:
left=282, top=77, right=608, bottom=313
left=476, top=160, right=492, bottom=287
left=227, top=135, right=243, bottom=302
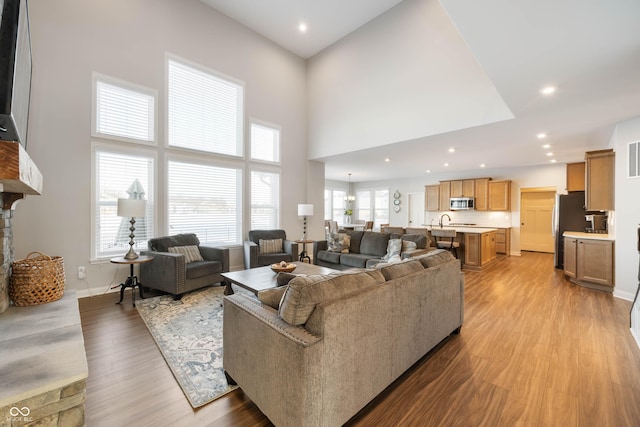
left=563, top=231, right=615, bottom=241
left=0, top=290, right=88, bottom=407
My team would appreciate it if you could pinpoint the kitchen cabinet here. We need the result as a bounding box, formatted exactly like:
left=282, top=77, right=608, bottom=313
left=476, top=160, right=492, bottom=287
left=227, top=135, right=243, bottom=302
left=464, top=231, right=497, bottom=270
left=450, top=180, right=475, bottom=198
left=475, top=178, right=489, bottom=211
left=424, top=185, right=440, bottom=211
left=563, top=234, right=614, bottom=291
left=495, top=228, right=510, bottom=255
left=489, top=180, right=511, bottom=211
left=439, top=181, right=451, bottom=211
left=566, top=162, right=585, bottom=192
left=585, top=149, right=614, bottom=211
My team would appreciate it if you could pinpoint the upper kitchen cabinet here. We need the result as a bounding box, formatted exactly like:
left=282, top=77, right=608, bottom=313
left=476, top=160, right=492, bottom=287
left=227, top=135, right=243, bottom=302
left=475, top=178, right=489, bottom=211
left=450, top=180, right=475, bottom=198
left=566, top=162, right=585, bottom=192
left=488, top=180, right=511, bottom=211
left=439, top=181, right=451, bottom=211
left=585, top=149, right=614, bottom=211
left=425, top=185, right=440, bottom=212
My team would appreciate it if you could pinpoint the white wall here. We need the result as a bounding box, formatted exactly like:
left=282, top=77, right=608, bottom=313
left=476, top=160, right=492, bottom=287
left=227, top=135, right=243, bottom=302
left=306, top=0, right=512, bottom=160
left=15, top=0, right=315, bottom=295
left=611, top=117, right=640, bottom=303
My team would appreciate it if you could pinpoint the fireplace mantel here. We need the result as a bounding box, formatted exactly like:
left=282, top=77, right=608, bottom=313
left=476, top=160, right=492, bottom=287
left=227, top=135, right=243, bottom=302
left=0, top=140, right=43, bottom=209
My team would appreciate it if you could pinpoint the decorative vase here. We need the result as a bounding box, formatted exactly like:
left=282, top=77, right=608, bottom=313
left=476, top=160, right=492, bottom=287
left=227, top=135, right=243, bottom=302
left=345, top=215, right=351, bottom=225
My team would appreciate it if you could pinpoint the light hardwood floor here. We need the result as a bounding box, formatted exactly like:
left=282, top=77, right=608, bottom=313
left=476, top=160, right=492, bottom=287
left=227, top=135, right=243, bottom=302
left=79, top=252, right=640, bottom=426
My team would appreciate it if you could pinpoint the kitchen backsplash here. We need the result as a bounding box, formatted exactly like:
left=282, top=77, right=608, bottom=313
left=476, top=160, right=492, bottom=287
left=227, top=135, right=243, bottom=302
left=424, top=211, right=512, bottom=228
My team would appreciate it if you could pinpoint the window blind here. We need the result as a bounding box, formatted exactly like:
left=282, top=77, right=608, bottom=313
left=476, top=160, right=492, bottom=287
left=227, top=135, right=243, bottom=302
left=168, top=160, right=241, bottom=244
left=95, top=149, right=154, bottom=258
left=95, top=80, right=155, bottom=143
left=168, top=59, right=243, bottom=156
left=251, top=170, right=280, bottom=229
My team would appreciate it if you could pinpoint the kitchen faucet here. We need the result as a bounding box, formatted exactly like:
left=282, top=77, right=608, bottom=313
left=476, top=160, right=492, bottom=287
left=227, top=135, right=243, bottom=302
left=439, top=213, right=451, bottom=228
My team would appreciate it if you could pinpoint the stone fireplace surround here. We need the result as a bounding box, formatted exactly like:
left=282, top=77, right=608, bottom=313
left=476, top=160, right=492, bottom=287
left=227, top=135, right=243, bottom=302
left=0, top=141, right=87, bottom=425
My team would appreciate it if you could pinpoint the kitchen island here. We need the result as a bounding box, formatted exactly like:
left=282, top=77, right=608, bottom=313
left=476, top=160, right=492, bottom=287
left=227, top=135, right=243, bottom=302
left=423, top=226, right=500, bottom=270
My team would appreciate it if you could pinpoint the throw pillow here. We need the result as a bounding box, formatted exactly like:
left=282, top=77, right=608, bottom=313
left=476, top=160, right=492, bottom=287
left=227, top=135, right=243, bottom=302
left=327, top=233, right=350, bottom=253
left=259, top=238, right=283, bottom=254
left=402, top=240, right=417, bottom=252
left=258, top=286, right=288, bottom=310
left=382, top=238, right=402, bottom=263
left=167, top=245, right=204, bottom=263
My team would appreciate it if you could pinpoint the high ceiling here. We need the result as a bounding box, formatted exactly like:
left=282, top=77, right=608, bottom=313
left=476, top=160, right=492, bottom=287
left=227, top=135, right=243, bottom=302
left=201, top=0, right=640, bottom=182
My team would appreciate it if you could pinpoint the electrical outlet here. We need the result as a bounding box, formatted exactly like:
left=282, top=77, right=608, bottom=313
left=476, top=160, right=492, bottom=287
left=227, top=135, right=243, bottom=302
left=78, top=266, right=86, bottom=280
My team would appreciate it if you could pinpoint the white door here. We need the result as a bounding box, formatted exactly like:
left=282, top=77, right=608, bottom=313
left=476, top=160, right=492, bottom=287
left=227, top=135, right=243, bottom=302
left=521, top=191, right=555, bottom=253
left=408, top=192, right=425, bottom=228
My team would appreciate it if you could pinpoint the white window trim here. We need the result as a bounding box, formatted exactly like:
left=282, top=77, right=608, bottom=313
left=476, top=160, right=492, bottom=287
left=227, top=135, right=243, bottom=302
left=90, top=141, right=158, bottom=261
left=91, top=72, right=158, bottom=146
left=165, top=53, right=245, bottom=157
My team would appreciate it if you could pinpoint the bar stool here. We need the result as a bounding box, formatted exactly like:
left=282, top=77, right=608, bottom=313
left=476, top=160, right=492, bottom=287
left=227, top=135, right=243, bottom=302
left=431, top=228, right=459, bottom=258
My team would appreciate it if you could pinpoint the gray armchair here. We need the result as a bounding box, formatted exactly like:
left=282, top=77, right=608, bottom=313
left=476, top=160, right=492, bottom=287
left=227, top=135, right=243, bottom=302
left=243, top=229, right=298, bottom=269
left=141, top=233, right=230, bottom=298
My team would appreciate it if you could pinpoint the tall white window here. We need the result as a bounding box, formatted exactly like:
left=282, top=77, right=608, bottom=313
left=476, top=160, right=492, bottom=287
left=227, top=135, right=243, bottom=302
left=331, top=190, right=347, bottom=221
left=251, top=121, right=280, bottom=162
left=93, top=74, right=156, bottom=144
left=167, top=160, right=242, bottom=245
left=250, top=170, right=280, bottom=229
left=167, top=58, right=244, bottom=156
left=356, top=190, right=371, bottom=221
left=93, top=148, right=154, bottom=259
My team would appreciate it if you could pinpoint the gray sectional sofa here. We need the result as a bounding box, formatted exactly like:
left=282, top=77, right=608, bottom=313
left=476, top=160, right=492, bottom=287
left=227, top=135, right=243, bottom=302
left=223, top=250, right=464, bottom=427
left=313, top=230, right=433, bottom=270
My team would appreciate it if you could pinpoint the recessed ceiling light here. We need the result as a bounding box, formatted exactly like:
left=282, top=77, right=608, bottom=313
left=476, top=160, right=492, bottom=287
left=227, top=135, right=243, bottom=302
left=444, top=163, right=449, bottom=167
left=551, top=159, right=557, bottom=163
left=543, top=144, right=551, bottom=149
left=448, top=148, right=455, bottom=153
left=298, top=22, right=308, bottom=33
left=426, top=170, right=431, bottom=173
left=540, top=86, right=556, bottom=95
left=537, top=133, right=547, bottom=139
left=480, top=164, right=486, bottom=168
left=546, top=152, right=554, bottom=156
left=384, top=158, right=390, bottom=162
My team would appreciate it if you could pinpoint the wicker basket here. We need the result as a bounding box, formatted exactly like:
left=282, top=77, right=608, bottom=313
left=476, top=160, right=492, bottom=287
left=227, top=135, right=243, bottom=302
left=9, top=252, right=66, bottom=306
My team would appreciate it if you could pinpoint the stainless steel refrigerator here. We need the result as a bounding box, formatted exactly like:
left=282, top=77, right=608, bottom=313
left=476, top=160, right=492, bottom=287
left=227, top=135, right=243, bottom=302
left=553, top=191, right=590, bottom=269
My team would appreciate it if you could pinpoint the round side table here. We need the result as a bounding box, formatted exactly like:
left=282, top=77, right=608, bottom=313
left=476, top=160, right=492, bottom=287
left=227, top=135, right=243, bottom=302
left=110, top=255, right=154, bottom=307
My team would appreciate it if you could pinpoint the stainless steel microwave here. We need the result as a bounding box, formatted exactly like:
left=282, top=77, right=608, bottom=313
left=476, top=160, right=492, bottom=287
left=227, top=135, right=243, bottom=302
left=450, top=197, right=475, bottom=210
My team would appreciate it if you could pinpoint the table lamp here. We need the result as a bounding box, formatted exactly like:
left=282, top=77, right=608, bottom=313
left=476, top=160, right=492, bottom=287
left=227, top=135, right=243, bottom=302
left=297, top=204, right=314, bottom=240
left=117, top=198, right=147, bottom=259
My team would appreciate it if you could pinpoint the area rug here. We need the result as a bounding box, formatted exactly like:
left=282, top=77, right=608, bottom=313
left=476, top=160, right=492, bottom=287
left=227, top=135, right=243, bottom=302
left=136, top=286, right=237, bottom=408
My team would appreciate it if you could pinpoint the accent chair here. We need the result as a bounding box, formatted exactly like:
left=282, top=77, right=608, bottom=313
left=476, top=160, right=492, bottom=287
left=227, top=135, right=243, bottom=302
left=243, top=229, right=299, bottom=269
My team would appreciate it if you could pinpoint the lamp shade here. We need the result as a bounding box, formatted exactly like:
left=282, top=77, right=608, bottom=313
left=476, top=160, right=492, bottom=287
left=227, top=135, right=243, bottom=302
left=117, top=198, right=147, bottom=218
left=297, top=204, right=314, bottom=216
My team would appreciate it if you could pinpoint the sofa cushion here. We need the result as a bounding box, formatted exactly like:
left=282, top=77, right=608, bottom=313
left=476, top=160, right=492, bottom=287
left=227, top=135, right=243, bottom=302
left=258, top=286, right=288, bottom=309
left=339, top=253, right=379, bottom=269
left=374, top=258, right=424, bottom=281
left=279, top=270, right=385, bottom=325
left=149, top=233, right=200, bottom=252
left=185, top=260, right=222, bottom=279
left=360, top=232, right=391, bottom=257
left=317, top=250, right=342, bottom=264
left=348, top=231, right=365, bottom=254
left=259, top=238, right=283, bottom=254
left=416, top=249, right=455, bottom=268
left=168, top=245, right=204, bottom=263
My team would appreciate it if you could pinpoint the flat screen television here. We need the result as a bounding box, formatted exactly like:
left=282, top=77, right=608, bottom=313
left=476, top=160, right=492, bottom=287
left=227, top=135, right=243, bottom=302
left=0, top=0, right=32, bottom=147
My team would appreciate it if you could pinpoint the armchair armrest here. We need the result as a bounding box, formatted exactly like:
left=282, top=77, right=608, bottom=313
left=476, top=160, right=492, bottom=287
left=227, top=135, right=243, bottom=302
left=243, top=240, right=258, bottom=269
left=140, top=251, right=186, bottom=293
left=283, top=240, right=299, bottom=257
left=199, top=245, right=230, bottom=272
left=312, top=240, right=328, bottom=264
